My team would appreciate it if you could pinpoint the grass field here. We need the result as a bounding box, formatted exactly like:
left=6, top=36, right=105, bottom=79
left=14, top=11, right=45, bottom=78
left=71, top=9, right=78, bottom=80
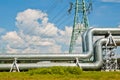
left=0, top=67, right=119, bottom=80
left=0, top=71, right=120, bottom=80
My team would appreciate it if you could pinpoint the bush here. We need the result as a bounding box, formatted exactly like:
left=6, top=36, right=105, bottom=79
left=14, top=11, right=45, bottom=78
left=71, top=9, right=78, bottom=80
left=66, top=67, right=82, bottom=75
left=28, top=66, right=82, bottom=75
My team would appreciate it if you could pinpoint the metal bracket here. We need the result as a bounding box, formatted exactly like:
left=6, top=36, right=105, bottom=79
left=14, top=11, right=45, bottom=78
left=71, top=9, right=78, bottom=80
left=10, top=58, right=20, bottom=72
left=105, top=31, right=117, bottom=48
left=75, top=58, right=81, bottom=67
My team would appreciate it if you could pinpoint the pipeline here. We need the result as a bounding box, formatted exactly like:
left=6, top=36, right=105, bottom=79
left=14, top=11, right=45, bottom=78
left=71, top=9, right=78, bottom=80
left=0, top=28, right=96, bottom=60
left=0, top=28, right=94, bottom=60
left=0, top=28, right=120, bottom=70
left=82, top=28, right=120, bottom=51
left=1, top=28, right=120, bottom=61
left=1, top=38, right=120, bottom=70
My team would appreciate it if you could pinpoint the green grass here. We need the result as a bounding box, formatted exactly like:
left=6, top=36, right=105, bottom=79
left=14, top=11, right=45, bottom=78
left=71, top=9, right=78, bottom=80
left=0, top=71, right=120, bottom=80
left=0, top=67, right=119, bottom=80
left=28, top=66, right=82, bottom=75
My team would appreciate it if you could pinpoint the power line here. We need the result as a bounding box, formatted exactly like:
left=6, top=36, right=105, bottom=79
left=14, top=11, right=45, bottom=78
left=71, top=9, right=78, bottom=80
left=46, top=0, right=58, bottom=13
left=18, top=0, right=74, bottom=43
left=53, top=12, right=67, bottom=25
left=57, top=13, right=74, bottom=28
left=50, top=5, right=68, bottom=22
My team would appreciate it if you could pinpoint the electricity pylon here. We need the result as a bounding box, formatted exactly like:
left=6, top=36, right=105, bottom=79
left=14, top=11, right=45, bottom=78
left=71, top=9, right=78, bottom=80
left=69, top=0, right=92, bottom=53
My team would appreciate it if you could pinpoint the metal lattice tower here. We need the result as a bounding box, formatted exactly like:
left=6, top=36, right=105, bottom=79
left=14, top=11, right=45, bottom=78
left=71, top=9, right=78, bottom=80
left=69, top=0, right=92, bottom=53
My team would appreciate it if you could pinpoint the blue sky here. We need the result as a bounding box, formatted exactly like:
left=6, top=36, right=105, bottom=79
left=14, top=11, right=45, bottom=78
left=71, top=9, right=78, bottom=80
left=0, top=0, right=120, bottom=53
left=0, top=0, right=120, bottom=32
left=90, top=0, right=120, bottom=27
left=0, top=0, right=71, bottom=32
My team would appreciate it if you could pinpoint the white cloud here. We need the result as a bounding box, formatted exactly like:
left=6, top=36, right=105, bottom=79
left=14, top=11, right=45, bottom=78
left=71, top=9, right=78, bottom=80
left=16, top=9, right=58, bottom=37
left=2, top=31, right=25, bottom=48
left=101, top=0, right=120, bottom=2
left=16, top=9, right=47, bottom=35
left=2, top=31, right=22, bottom=41
left=0, top=9, right=77, bottom=53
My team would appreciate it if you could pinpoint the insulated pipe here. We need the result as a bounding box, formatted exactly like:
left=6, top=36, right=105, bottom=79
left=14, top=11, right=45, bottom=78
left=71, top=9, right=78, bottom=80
left=82, top=30, right=87, bottom=52
left=0, top=53, right=92, bottom=60
left=0, top=63, right=77, bottom=70
left=79, top=38, right=120, bottom=69
left=0, top=28, right=94, bottom=60
left=2, top=38, right=120, bottom=70
left=84, top=28, right=120, bottom=51
left=0, top=38, right=120, bottom=70
left=78, top=38, right=106, bottom=69
left=0, top=29, right=94, bottom=60
left=0, top=28, right=120, bottom=61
